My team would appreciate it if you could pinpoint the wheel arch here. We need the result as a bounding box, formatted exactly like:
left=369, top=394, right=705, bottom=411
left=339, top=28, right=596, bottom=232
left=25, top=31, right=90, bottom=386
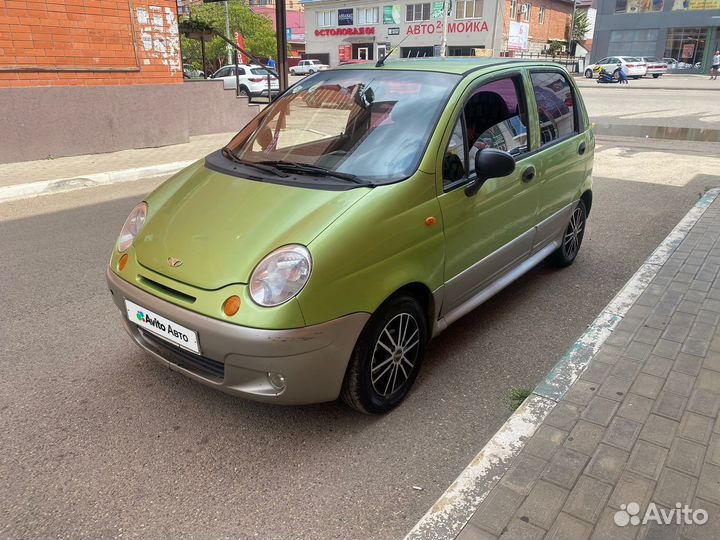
left=384, top=282, right=436, bottom=337
left=580, top=189, right=593, bottom=217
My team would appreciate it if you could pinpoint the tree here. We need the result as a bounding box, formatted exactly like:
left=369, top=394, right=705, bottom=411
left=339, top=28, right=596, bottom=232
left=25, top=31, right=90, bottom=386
left=571, top=9, right=590, bottom=44
left=180, top=1, right=280, bottom=73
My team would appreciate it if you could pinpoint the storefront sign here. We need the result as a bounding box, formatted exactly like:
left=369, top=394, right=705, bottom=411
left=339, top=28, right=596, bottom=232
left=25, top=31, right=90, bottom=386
left=406, top=20, right=489, bottom=34
left=508, top=21, right=529, bottom=50
left=315, top=27, right=377, bottom=37
left=339, top=44, right=352, bottom=61
left=388, top=26, right=400, bottom=35
left=338, top=8, right=354, bottom=26
left=383, top=5, right=402, bottom=23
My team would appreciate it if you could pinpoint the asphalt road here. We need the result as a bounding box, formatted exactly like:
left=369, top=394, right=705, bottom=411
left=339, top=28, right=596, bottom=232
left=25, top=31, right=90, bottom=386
left=2, top=92, right=720, bottom=539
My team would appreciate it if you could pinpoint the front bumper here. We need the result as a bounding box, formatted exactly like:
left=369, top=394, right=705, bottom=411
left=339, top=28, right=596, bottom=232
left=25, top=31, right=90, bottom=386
left=106, top=268, right=369, bottom=404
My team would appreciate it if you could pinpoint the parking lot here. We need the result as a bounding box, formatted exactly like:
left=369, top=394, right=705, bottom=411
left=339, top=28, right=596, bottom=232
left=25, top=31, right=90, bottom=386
left=2, top=82, right=720, bottom=539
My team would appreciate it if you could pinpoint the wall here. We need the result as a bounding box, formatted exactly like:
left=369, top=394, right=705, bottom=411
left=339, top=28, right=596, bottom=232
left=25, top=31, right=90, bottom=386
left=0, top=0, right=182, bottom=87
left=303, top=0, right=503, bottom=66
left=0, top=81, right=256, bottom=163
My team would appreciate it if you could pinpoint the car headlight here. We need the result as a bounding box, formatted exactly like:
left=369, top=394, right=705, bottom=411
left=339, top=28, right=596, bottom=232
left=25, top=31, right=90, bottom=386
left=249, top=245, right=312, bottom=307
left=117, top=202, right=148, bottom=252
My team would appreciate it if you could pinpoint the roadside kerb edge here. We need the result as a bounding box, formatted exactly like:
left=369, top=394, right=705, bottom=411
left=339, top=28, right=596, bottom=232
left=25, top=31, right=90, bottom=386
left=0, top=160, right=196, bottom=204
left=405, top=187, right=720, bottom=540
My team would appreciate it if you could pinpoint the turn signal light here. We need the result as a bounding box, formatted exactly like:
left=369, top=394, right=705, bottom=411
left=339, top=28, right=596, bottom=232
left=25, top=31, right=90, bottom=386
left=118, top=253, right=129, bottom=271
left=223, top=295, right=241, bottom=316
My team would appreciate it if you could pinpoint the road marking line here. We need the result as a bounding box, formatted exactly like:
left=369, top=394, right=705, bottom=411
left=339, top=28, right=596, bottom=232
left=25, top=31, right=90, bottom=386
left=405, top=187, right=720, bottom=540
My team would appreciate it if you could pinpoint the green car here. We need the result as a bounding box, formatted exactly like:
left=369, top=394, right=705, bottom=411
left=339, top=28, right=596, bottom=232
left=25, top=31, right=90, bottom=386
left=107, top=58, right=594, bottom=414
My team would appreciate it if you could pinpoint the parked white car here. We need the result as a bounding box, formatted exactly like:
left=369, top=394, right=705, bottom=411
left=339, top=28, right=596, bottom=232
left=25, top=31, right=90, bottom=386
left=209, top=64, right=279, bottom=97
left=290, top=59, right=329, bottom=76
left=584, top=56, right=648, bottom=79
left=638, top=57, right=668, bottom=78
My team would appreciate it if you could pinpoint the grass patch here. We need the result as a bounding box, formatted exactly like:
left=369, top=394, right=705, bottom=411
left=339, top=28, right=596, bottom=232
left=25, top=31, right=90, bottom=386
left=504, top=386, right=532, bottom=411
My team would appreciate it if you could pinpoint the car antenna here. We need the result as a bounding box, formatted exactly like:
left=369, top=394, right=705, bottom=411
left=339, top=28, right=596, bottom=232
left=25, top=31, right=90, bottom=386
left=376, top=35, right=410, bottom=67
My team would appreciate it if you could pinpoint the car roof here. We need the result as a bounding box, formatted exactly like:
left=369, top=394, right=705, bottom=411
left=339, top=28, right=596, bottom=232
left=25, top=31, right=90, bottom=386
left=334, top=57, right=569, bottom=75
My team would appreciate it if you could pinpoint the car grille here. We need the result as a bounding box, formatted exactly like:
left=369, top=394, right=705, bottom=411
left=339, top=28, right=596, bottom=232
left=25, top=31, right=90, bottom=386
left=139, top=329, right=225, bottom=382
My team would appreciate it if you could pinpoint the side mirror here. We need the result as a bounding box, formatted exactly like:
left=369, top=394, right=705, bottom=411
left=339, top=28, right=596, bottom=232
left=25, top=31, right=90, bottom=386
left=465, top=148, right=516, bottom=197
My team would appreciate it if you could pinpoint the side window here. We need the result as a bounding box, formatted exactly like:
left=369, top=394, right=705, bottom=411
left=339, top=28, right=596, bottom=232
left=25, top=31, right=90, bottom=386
left=216, top=67, right=230, bottom=78
left=443, top=116, right=466, bottom=187
left=530, top=71, right=578, bottom=146
left=237, top=68, right=246, bottom=76
left=463, top=76, right=529, bottom=175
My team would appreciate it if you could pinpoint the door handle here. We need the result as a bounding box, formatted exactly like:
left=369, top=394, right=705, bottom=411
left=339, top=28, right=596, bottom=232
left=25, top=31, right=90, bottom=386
left=522, top=166, right=536, bottom=183
left=578, top=142, right=587, bottom=155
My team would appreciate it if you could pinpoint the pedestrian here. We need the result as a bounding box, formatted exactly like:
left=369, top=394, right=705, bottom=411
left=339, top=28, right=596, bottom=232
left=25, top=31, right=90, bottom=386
left=711, top=51, right=720, bottom=80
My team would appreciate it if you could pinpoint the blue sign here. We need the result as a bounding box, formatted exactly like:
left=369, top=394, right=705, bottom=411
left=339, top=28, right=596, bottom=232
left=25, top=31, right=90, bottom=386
left=338, top=8, right=354, bottom=26
left=286, top=28, right=293, bottom=40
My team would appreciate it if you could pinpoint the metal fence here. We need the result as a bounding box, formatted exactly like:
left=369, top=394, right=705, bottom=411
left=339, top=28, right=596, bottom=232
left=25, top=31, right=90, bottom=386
left=499, top=52, right=586, bottom=73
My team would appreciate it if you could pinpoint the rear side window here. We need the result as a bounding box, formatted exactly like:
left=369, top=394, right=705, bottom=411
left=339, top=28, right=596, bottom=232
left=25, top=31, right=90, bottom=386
left=530, top=71, right=578, bottom=145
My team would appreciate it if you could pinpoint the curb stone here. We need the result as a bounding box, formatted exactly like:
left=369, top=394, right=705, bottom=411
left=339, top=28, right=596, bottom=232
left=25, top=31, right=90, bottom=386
left=0, top=160, right=196, bottom=204
left=405, top=187, right=720, bottom=540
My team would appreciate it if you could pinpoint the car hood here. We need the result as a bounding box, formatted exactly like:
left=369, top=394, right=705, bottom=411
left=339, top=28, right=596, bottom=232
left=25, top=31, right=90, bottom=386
left=134, top=163, right=370, bottom=290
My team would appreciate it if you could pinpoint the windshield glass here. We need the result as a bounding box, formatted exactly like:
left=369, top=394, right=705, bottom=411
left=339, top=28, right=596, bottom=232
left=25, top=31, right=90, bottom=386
left=224, top=69, right=460, bottom=183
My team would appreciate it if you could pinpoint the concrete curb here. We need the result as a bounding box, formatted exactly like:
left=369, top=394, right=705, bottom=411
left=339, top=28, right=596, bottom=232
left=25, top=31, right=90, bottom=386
left=405, top=187, right=720, bottom=540
left=0, top=160, right=195, bottom=204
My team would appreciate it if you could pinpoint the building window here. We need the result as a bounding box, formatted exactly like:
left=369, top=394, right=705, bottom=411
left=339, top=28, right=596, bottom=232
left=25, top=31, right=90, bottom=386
left=608, top=28, right=659, bottom=56
left=357, top=7, right=379, bottom=23
left=615, top=0, right=664, bottom=13
left=664, top=27, right=708, bottom=69
left=316, top=10, right=337, bottom=27
left=456, top=0, right=484, bottom=18
left=538, top=5, right=545, bottom=23
left=510, top=0, right=517, bottom=18
left=406, top=3, right=431, bottom=21
left=521, top=3, right=531, bottom=21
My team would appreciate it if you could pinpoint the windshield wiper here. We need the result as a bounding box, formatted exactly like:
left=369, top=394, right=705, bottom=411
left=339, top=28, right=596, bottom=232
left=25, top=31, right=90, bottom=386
left=221, top=147, right=289, bottom=177
left=258, top=160, right=373, bottom=186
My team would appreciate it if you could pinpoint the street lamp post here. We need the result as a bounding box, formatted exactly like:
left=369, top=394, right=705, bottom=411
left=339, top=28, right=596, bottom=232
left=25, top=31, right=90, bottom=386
left=224, top=0, right=232, bottom=64
left=440, top=0, right=449, bottom=56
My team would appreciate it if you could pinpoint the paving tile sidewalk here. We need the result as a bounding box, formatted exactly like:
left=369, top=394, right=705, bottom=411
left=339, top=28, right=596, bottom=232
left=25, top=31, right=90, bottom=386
left=0, top=132, right=235, bottom=189
left=455, top=197, right=720, bottom=540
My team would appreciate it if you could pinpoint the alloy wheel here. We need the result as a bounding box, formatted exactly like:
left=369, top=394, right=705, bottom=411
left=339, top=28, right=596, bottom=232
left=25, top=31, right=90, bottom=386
left=562, top=206, right=585, bottom=260
left=370, top=313, right=420, bottom=397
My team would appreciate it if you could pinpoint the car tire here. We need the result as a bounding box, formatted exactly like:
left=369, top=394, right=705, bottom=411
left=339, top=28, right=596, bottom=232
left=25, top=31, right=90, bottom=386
left=290, top=69, right=296, bottom=75
left=309, top=69, right=315, bottom=74
left=585, top=69, right=593, bottom=78
left=632, top=76, right=640, bottom=79
left=613, top=68, right=621, bottom=80
left=653, top=74, right=660, bottom=78
left=549, top=199, right=587, bottom=268
left=341, top=295, right=427, bottom=414
left=238, top=85, right=250, bottom=98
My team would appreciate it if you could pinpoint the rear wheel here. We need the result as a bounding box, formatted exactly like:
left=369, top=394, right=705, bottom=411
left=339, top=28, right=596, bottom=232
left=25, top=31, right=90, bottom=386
left=341, top=295, right=427, bottom=414
left=549, top=200, right=587, bottom=268
left=238, top=85, right=250, bottom=98
left=653, top=74, right=660, bottom=78
left=585, top=69, right=593, bottom=78
left=309, top=68, right=315, bottom=74
left=613, top=68, right=621, bottom=80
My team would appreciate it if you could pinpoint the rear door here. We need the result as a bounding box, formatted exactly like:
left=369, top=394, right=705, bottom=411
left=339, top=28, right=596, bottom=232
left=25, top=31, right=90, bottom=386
left=526, top=69, right=592, bottom=249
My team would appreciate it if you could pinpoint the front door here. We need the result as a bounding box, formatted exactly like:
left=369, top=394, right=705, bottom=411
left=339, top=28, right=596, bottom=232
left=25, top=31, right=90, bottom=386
left=437, top=72, right=542, bottom=315
left=358, top=47, right=369, bottom=60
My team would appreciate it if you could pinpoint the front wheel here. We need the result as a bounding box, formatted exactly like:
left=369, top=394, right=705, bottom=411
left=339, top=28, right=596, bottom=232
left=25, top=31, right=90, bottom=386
left=585, top=69, right=593, bottom=79
left=549, top=200, right=587, bottom=268
left=308, top=68, right=315, bottom=74
left=341, top=295, right=427, bottom=414
left=290, top=69, right=296, bottom=75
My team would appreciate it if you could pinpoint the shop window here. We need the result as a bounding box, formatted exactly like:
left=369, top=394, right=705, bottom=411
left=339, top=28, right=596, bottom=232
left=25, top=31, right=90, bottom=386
left=316, top=10, right=337, bottom=27
left=456, top=0, right=484, bottom=18
left=664, top=27, right=708, bottom=69
left=406, top=3, right=431, bottom=21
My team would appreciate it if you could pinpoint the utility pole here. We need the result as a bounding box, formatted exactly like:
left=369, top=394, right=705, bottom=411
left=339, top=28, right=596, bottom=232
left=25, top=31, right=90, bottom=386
left=275, top=0, right=289, bottom=90
left=440, top=0, right=449, bottom=56
left=568, top=0, right=577, bottom=55
left=224, top=0, right=232, bottom=64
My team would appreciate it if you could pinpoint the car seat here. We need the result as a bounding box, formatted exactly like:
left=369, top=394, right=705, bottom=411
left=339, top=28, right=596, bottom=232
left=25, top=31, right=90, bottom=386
left=465, top=91, right=509, bottom=142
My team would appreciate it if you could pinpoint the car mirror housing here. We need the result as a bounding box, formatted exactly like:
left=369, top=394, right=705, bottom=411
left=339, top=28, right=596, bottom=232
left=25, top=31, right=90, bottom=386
left=466, top=148, right=516, bottom=197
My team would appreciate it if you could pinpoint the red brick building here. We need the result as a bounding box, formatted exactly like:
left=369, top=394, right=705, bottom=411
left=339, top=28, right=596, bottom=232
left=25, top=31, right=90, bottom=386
left=0, top=0, right=252, bottom=163
left=502, top=0, right=573, bottom=53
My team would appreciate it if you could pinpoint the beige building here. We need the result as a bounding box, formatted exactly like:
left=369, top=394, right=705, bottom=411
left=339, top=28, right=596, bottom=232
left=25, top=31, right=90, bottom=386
left=301, top=0, right=504, bottom=66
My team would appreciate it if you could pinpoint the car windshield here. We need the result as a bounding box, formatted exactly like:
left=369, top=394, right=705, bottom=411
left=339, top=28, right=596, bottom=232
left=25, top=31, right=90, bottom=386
left=224, top=69, right=460, bottom=183
left=625, top=57, right=642, bottom=62
left=644, top=57, right=659, bottom=62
